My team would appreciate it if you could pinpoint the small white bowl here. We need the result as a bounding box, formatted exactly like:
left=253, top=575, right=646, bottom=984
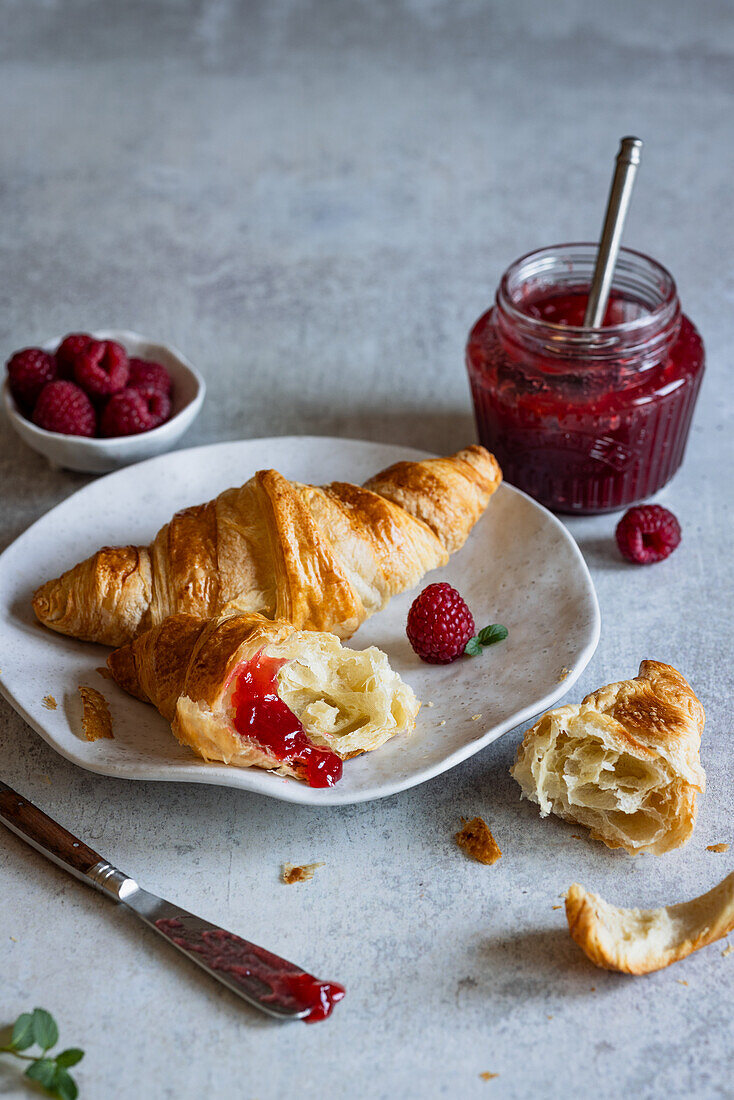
left=3, top=329, right=205, bottom=474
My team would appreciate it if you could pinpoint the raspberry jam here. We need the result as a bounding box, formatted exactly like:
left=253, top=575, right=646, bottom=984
left=155, top=918, right=345, bottom=1023
left=230, top=652, right=342, bottom=787
left=466, top=244, right=705, bottom=514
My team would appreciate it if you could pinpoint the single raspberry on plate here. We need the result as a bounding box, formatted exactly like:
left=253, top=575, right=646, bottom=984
left=55, top=332, right=92, bottom=378
left=74, top=339, right=129, bottom=397
left=6, top=348, right=57, bottom=409
left=32, top=380, right=96, bottom=436
left=406, top=582, right=476, bottom=664
left=100, top=387, right=170, bottom=437
left=615, top=504, right=681, bottom=564
left=127, top=357, right=172, bottom=396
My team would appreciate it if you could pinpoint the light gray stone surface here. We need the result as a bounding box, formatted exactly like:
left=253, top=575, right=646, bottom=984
left=1, top=2, right=732, bottom=1098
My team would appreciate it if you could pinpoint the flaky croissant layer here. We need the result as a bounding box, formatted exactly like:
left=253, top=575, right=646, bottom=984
left=33, top=446, right=501, bottom=647
left=107, top=611, right=420, bottom=784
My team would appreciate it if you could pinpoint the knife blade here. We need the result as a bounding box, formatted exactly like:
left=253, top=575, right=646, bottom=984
left=0, top=780, right=344, bottom=1022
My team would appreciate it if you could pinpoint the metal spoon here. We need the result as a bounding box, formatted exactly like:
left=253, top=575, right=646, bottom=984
left=583, top=136, right=643, bottom=329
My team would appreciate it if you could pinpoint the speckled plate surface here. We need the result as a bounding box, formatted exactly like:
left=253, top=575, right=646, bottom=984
left=0, top=436, right=599, bottom=804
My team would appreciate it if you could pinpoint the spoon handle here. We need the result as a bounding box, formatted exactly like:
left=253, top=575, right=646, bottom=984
left=584, top=136, right=643, bottom=329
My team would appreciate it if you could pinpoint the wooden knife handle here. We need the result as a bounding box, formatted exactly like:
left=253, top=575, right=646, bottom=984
left=0, top=781, right=104, bottom=878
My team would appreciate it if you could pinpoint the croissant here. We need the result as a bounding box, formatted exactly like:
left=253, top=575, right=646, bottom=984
left=565, top=873, right=734, bottom=974
left=33, top=445, right=501, bottom=648
left=107, top=610, right=420, bottom=786
left=510, top=661, right=706, bottom=856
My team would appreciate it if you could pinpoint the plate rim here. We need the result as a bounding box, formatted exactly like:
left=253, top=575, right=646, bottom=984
left=0, top=435, right=601, bottom=805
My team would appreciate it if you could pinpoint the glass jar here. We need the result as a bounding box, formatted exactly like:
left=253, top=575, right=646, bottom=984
left=465, top=243, right=705, bottom=514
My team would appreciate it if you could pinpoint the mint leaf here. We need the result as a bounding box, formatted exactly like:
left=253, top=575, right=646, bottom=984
left=11, top=1013, right=34, bottom=1051
left=464, top=637, right=483, bottom=657
left=477, top=624, right=508, bottom=647
left=25, top=1058, right=57, bottom=1088
left=31, top=1008, right=58, bottom=1051
left=56, top=1048, right=84, bottom=1069
left=52, top=1067, right=79, bottom=1100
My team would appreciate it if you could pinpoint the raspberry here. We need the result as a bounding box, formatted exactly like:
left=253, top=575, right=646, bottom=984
left=55, top=332, right=92, bottom=379
left=74, top=339, right=129, bottom=397
left=32, top=380, right=96, bottom=436
left=615, top=505, right=681, bottom=564
left=127, top=358, right=172, bottom=396
left=406, top=582, right=476, bottom=664
left=6, top=348, right=57, bottom=409
left=100, top=387, right=171, bottom=437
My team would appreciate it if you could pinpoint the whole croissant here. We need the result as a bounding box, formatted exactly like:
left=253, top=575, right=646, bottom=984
left=107, top=610, right=420, bottom=785
left=33, top=445, right=501, bottom=647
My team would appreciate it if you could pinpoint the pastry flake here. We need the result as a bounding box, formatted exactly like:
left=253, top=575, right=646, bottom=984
left=78, top=686, right=114, bottom=742
left=455, top=817, right=502, bottom=865
left=707, top=843, right=729, bottom=853
left=511, top=661, right=705, bottom=855
left=565, top=873, right=734, bottom=974
left=282, top=862, right=324, bottom=884
left=41, top=695, right=57, bottom=710
left=32, top=447, right=501, bottom=647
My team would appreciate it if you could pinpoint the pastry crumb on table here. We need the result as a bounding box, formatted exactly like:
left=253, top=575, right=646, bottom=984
left=479, top=1071, right=499, bottom=1081
left=722, top=943, right=733, bottom=958
left=455, top=817, right=502, bottom=865
left=707, top=843, right=729, bottom=853
left=282, top=862, right=324, bottom=884
left=41, top=694, right=57, bottom=709
left=78, top=685, right=114, bottom=741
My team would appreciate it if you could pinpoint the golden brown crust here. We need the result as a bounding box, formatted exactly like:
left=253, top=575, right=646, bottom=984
left=511, top=660, right=706, bottom=856
left=455, top=817, right=502, bottom=865
left=78, top=685, right=114, bottom=741
left=566, top=874, right=734, bottom=974
left=33, top=447, right=501, bottom=646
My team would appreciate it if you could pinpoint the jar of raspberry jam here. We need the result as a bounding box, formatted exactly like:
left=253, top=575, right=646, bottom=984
left=466, top=243, right=704, bottom=513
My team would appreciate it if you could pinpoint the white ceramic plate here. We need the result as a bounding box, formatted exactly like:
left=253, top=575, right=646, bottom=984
left=0, top=437, right=600, bottom=805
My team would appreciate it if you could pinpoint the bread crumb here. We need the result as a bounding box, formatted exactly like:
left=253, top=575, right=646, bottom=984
left=479, top=1072, right=499, bottom=1081
left=9, top=935, right=17, bottom=942
left=571, top=834, right=582, bottom=839
left=42, top=695, right=57, bottom=710
left=282, top=862, right=324, bottom=884
left=455, top=817, right=502, bottom=866
left=547, top=1014, right=553, bottom=1020
left=471, top=714, right=482, bottom=721
left=96, top=666, right=113, bottom=680
left=558, top=667, right=571, bottom=681
left=707, top=843, right=729, bottom=853
left=552, top=905, right=562, bottom=910
left=722, top=942, right=733, bottom=958
left=676, top=979, right=688, bottom=986
left=439, top=719, right=446, bottom=726
left=78, top=686, right=114, bottom=741
left=425, top=701, right=434, bottom=708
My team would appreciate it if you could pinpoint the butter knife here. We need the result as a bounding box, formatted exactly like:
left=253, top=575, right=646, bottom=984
left=0, top=780, right=344, bottom=1023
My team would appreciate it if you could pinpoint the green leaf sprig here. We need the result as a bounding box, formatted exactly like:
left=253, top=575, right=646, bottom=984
left=464, top=623, right=508, bottom=657
left=0, top=1008, right=83, bottom=1099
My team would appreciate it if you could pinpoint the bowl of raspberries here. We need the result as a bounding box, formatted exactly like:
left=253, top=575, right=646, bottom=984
left=3, top=330, right=205, bottom=473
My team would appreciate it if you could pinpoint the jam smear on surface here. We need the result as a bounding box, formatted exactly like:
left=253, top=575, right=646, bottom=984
left=155, top=918, right=345, bottom=1023
left=230, top=651, right=342, bottom=788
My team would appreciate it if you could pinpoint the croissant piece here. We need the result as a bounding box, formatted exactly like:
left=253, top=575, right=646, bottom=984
left=565, top=873, right=734, bottom=974
left=33, top=446, right=501, bottom=647
left=510, top=661, right=705, bottom=856
left=107, top=611, right=420, bottom=786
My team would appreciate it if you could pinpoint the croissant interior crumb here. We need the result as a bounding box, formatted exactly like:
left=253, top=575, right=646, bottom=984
left=514, top=711, right=685, bottom=854
left=267, top=631, right=419, bottom=758
left=455, top=816, right=502, bottom=865
left=282, top=862, right=324, bottom=884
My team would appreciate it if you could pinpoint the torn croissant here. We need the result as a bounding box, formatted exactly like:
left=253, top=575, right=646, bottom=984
left=566, top=873, right=734, bottom=974
left=511, top=661, right=705, bottom=855
left=33, top=446, right=501, bottom=647
left=107, top=611, right=419, bottom=786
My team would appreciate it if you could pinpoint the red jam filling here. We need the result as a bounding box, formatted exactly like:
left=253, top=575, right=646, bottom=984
left=466, top=288, right=705, bottom=514
left=230, top=652, right=342, bottom=788
left=155, top=919, right=345, bottom=1023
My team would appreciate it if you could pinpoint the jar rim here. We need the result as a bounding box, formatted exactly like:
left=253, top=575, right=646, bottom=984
left=497, top=242, right=678, bottom=337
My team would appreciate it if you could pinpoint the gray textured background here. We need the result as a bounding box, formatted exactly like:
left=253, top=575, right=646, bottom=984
left=1, top=2, right=733, bottom=1098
